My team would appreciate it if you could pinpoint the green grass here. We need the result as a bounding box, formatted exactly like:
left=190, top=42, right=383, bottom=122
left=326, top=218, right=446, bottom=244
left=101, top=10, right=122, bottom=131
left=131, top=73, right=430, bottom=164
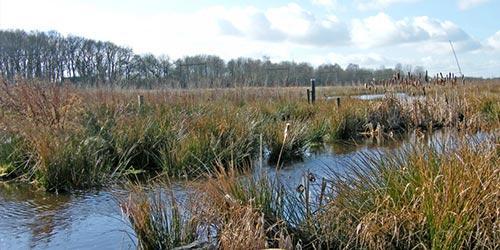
left=120, top=185, right=197, bottom=250
left=121, top=133, right=498, bottom=249
left=316, top=136, right=498, bottom=249
left=0, top=81, right=498, bottom=192
left=0, top=134, right=28, bottom=179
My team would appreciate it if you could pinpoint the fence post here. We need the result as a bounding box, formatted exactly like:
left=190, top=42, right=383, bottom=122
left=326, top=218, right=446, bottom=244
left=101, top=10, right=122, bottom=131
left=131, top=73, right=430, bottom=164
left=138, top=95, right=144, bottom=108
left=307, top=89, right=311, bottom=104
left=336, top=97, right=341, bottom=108
left=310, top=79, right=316, bottom=104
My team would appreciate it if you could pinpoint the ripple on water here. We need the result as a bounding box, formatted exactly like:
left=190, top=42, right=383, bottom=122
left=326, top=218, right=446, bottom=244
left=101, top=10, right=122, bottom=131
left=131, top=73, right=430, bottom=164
left=0, top=129, right=495, bottom=249
left=0, top=184, right=136, bottom=250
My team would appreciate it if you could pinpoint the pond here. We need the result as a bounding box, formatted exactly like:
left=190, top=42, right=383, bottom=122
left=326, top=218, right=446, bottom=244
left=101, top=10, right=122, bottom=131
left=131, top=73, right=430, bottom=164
left=0, top=130, right=490, bottom=249
left=326, top=92, right=424, bottom=102
left=0, top=184, right=135, bottom=249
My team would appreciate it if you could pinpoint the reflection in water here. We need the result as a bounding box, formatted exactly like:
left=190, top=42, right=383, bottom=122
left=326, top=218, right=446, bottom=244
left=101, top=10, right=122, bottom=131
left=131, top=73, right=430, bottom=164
left=328, top=134, right=408, bottom=155
left=0, top=129, right=494, bottom=249
left=265, top=129, right=496, bottom=191
left=0, top=183, right=135, bottom=250
left=0, top=183, right=71, bottom=248
left=326, top=93, right=425, bottom=102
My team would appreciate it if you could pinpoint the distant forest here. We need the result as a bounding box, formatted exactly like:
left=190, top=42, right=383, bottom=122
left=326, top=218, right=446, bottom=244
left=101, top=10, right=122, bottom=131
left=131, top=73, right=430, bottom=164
left=0, top=30, right=427, bottom=88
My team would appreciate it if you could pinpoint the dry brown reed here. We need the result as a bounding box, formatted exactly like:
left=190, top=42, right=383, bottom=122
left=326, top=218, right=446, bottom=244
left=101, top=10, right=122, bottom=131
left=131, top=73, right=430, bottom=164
left=0, top=78, right=498, bottom=192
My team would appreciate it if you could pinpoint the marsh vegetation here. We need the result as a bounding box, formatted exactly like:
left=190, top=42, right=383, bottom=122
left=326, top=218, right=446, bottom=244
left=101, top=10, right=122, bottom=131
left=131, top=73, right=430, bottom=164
left=120, top=131, right=498, bottom=249
left=0, top=78, right=499, bottom=249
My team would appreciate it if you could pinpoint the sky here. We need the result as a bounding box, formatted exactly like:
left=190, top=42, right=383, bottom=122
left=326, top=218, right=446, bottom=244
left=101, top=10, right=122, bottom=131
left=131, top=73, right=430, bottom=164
left=1, top=0, right=499, bottom=77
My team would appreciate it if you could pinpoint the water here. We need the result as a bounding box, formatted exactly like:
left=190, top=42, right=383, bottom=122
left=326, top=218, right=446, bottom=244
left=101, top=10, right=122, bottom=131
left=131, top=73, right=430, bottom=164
left=326, top=92, right=424, bottom=102
left=262, top=130, right=495, bottom=194
left=0, top=130, right=494, bottom=249
left=262, top=136, right=407, bottom=185
left=0, top=184, right=136, bottom=250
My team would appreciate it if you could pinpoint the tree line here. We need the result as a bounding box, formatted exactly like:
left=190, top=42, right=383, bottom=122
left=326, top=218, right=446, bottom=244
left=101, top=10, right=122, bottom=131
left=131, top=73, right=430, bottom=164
left=0, top=30, right=425, bottom=88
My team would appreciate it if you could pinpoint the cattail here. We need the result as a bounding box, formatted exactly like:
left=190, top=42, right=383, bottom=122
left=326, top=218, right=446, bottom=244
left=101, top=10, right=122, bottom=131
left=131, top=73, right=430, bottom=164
left=284, top=122, right=290, bottom=138
left=276, top=123, right=291, bottom=170
left=224, top=194, right=237, bottom=205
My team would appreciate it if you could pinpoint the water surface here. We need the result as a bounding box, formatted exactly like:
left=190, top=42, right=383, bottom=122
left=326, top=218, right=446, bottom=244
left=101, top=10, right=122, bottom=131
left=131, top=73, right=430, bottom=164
left=0, top=130, right=493, bottom=249
left=0, top=184, right=135, bottom=249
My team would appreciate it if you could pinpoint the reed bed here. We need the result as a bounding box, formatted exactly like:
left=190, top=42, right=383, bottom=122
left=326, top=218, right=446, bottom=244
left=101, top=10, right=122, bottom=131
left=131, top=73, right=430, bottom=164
left=121, top=133, right=499, bottom=249
left=317, top=135, right=499, bottom=249
left=0, top=79, right=498, bottom=192
left=120, top=185, right=198, bottom=249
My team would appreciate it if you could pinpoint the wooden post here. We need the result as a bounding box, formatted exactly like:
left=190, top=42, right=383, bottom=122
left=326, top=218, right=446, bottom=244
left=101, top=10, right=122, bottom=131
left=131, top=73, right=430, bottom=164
left=336, top=97, right=341, bottom=108
left=307, top=89, right=311, bottom=104
left=310, top=79, right=316, bottom=104
left=138, top=95, right=144, bottom=108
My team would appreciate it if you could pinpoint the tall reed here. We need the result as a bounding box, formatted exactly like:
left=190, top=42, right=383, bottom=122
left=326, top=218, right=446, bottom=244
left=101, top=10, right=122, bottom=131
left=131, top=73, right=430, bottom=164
left=121, top=184, right=197, bottom=249
left=1, top=79, right=498, bottom=192
left=120, top=132, right=498, bottom=249
left=317, top=136, right=499, bottom=249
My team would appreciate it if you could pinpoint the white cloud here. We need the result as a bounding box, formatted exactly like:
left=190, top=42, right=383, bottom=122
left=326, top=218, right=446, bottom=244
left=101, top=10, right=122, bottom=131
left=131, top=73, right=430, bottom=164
left=458, top=0, right=490, bottom=10
left=326, top=52, right=395, bottom=68
left=351, top=13, right=428, bottom=48
left=486, top=31, right=500, bottom=50
left=0, top=1, right=498, bottom=77
left=311, top=0, right=337, bottom=7
left=218, top=3, right=350, bottom=46
left=0, top=1, right=258, bottom=58
left=355, top=0, right=420, bottom=10
left=351, top=13, right=480, bottom=50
